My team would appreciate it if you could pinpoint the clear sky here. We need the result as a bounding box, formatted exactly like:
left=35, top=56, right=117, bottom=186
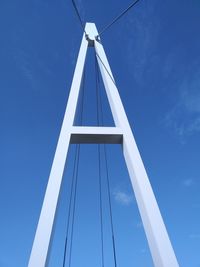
left=0, top=0, right=200, bottom=267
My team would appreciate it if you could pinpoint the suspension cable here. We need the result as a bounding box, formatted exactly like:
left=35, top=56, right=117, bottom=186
left=97, top=143, right=105, bottom=267
left=71, top=0, right=87, bottom=34
left=104, top=145, right=118, bottom=267
left=95, top=51, right=105, bottom=267
left=97, top=0, right=141, bottom=37
left=95, top=51, right=116, bottom=86
left=62, top=145, right=79, bottom=267
left=71, top=0, right=141, bottom=38
left=95, top=56, right=118, bottom=267
left=68, top=143, right=81, bottom=267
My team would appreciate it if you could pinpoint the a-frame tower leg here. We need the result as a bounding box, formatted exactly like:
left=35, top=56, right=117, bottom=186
left=93, top=24, right=179, bottom=267
left=28, top=23, right=179, bottom=267
left=27, top=29, right=88, bottom=267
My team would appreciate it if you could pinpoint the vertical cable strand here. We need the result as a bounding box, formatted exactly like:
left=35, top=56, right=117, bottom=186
left=95, top=51, right=105, bottom=267
left=68, top=66, right=86, bottom=267
left=62, top=67, right=86, bottom=267
left=62, top=144, right=79, bottom=267
left=95, top=56, right=118, bottom=267
left=68, top=144, right=81, bottom=267
left=98, top=144, right=105, bottom=267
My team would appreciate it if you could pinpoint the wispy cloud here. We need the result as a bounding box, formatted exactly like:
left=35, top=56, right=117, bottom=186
left=181, top=86, right=200, bottom=114
left=140, top=248, right=146, bottom=254
left=11, top=29, right=57, bottom=92
left=120, top=0, right=160, bottom=87
left=189, top=233, right=200, bottom=239
left=113, top=189, right=133, bottom=206
left=182, top=179, right=194, bottom=187
left=164, top=67, right=200, bottom=141
left=13, top=47, right=35, bottom=84
left=136, top=221, right=143, bottom=229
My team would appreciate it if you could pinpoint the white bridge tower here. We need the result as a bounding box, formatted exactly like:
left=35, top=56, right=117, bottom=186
left=28, top=23, right=179, bottom=267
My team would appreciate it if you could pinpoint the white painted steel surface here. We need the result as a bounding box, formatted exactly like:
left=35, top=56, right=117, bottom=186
left=28, top=30, right=88, bottom=267
left=71, top=126, right=122, bottom=135
left=28, top=22, right=179, bottom=267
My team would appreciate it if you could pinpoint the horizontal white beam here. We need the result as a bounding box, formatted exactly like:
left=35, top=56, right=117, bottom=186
left=70, top=126, right=123, bottom=144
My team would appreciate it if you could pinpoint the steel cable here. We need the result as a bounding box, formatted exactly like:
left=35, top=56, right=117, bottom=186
left=95, top=51, right=105, bottom=267
left=71, top=0, right=87, bottom=34
left=98, top=0, right=141, bottom=37
left=95, top=55, right=118, bottom=267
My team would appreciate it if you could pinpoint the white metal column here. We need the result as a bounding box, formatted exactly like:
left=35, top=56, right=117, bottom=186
left=27, top=29, right=88, bottom=267
left=93, top=23, right=179, bottom=267
left=28, top=23, right=179, bottom=267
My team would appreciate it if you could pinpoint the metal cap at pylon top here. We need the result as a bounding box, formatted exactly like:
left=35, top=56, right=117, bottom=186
left=85, top=22, right=100, bottom=46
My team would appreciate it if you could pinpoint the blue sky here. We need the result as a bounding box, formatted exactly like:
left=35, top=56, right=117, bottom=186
left=0, top=0, right=200, bottom=266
